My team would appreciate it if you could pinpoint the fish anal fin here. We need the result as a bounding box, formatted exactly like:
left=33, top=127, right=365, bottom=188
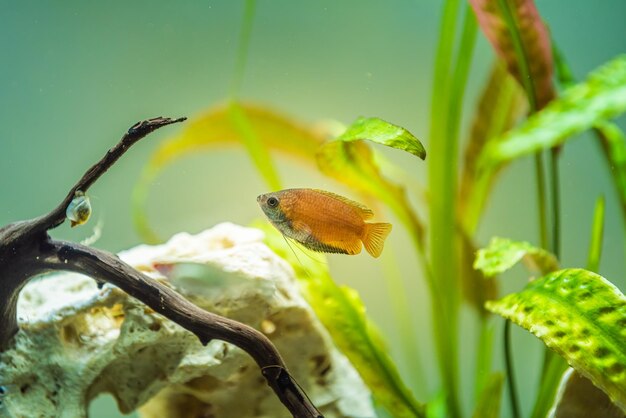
left=312, top=189, right=374, bottom=219
left=363, top=222, right=392, bottom=258
left=329, top=239, right=362, bottom=255
left=302, top=236, right=361, bottom=255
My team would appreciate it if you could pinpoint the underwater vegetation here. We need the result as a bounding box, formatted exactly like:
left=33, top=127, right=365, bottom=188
left=1, top=0, right=626, bottom=417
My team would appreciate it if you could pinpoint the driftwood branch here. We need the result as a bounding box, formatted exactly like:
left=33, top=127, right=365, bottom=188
left=0, top=117, right=323, bottom=418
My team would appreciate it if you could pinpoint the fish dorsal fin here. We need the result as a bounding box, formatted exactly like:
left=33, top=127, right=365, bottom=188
left=311, top=189, right=374, bottom=220
left=363, top=222, right=392, bottom=258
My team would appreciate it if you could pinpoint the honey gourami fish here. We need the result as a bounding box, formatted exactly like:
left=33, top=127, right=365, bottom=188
left=257, top=188, right=392, bottom=257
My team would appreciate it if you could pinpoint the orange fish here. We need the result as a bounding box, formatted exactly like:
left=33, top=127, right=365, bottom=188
left=257, top=188, right=392, bottom=257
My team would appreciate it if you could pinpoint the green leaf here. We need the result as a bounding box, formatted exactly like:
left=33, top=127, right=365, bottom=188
left=481, top=55, right=626, bottom=167
left=255, top=221, right=425, bottom=418
left=336, top=117, right=426, bottom=160
left=132, top=103, right=326, bottom=243
left=474, top=237, right=559, bottom=277
left=469, top=0, right=555, bottom=110
left=471, top=373, right=504, bottom=418
left=486, top=268, right=626, bottom=412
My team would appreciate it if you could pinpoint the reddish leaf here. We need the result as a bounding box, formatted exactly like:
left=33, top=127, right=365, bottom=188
left=470, top=0, right=555, bottom=109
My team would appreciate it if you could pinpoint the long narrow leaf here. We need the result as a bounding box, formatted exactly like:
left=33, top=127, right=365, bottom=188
left=481, top=55, right=626, bottom=167
left=470, top=0, right=555, bottom=109
left=427, top=2, right=467, bottom=415
left=486, top=268, right=626, bottom=412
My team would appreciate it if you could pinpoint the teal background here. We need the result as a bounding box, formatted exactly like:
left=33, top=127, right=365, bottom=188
left=1, top=1, right=625, bottom=417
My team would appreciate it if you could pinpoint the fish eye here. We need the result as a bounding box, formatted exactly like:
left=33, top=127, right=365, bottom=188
left=267, top=197, right=279, bottom=207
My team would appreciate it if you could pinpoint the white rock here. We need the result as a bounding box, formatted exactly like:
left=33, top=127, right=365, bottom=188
left=0, top=222, right=375, bottom=418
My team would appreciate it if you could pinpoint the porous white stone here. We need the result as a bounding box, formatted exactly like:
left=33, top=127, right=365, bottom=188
left=0, top=222, right=374, bottom=418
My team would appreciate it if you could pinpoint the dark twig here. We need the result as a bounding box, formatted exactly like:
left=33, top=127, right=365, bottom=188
left=32, top=117, right=187, bottom=232
left=0, top=118, right=322, bottom=418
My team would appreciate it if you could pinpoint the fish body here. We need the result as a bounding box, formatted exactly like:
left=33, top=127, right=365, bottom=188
left=257, top=188, right=391, bottom=257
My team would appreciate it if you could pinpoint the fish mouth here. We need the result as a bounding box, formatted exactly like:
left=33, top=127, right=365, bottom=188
left=257, top=194, right=269, bottom=206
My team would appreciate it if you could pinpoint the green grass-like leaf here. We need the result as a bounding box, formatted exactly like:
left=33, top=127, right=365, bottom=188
left=255, top=221, right=425, bottom=418
left=481, top=55, right=626, bottom=167
left=474, top=237, right=559, bottom=277
left=486, top=268, right=626, bottom=412
left=336, top=117, right=426, bottom=160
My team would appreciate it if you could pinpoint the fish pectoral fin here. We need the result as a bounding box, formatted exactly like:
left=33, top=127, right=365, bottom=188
left=363, top=222, right=392, bottom=257
left=291, top=220, right=313, bottom=240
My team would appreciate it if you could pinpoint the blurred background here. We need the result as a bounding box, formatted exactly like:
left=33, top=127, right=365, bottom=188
left=1, top=1, right=625, bottom=417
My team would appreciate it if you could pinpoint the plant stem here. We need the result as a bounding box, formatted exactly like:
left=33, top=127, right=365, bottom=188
left=586, top=195, right=605, bottom=272
left=504, top=320, right=521, bottom=418
left=534, top=153, right=549, bottom=251
left=549, top=149, right=560, bottom=257
left=227, top=1, right=281, bottom=190
left=474, top=319, right=495, bottom=401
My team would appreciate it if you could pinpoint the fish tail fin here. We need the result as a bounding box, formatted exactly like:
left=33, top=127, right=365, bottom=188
left=363, top=222, right=392, bottom=258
